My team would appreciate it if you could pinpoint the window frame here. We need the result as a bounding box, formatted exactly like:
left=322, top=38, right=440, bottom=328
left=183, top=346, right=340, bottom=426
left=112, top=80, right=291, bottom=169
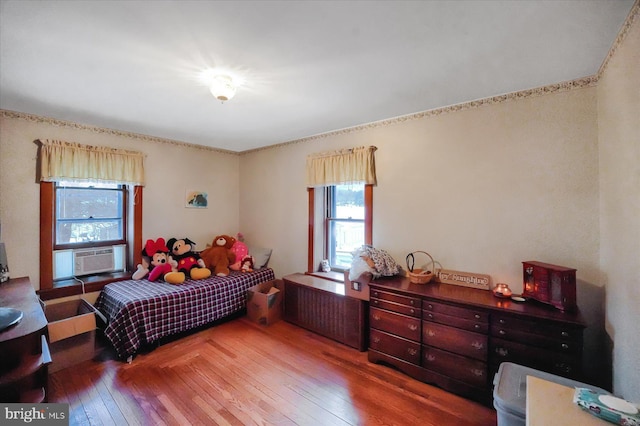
left=38, top=181, right=143, bottom=300
left=53, top=182, right=127, bottom=251
left=308, top=184, right=372, bottom=274
left=325, top=184, right=366, bottom=271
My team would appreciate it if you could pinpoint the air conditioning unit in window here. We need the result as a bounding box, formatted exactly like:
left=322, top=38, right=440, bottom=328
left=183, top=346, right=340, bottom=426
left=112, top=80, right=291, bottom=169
left=73, top=247, right=115, bottom=276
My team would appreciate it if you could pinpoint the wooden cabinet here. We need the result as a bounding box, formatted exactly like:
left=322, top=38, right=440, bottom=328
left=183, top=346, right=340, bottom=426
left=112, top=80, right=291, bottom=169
left=0, top=277, right=51, bottom=403
left=368, top=276, right=585, bottom=404
left=283, top=273, right=368, bottom=351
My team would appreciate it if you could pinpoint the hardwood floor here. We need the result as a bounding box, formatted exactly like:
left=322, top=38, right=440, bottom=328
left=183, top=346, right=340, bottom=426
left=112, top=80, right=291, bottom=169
left=48, top=317, right=497, bottom=425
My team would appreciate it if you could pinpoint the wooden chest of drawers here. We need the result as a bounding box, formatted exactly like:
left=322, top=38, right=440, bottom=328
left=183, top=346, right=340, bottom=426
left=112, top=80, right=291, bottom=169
left=368, top=276, right=585, bottom=404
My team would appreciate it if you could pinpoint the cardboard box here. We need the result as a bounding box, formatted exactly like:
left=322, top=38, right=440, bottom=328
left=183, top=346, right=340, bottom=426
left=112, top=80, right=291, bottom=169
left=246, top=279, right=283, bottom=325
left=44, top=299, right=98, bottom=372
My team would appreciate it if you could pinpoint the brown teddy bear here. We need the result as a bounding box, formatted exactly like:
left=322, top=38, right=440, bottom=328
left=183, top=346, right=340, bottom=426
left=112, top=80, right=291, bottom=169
left=200, top=235, right=237, bottom=277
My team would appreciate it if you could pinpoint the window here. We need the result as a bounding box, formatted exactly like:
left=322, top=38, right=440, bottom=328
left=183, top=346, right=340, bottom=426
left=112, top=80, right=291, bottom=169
left=305, top=145, right=376, bottom=274
left=308, top=184, right=372, bottom=274
left=39, top=181, right=143, bottom=298
left=326, top=184, right=365, bottom=270
left=55, top=181, right=126, bottom=248
left=37, top=139, right=145, bottom=298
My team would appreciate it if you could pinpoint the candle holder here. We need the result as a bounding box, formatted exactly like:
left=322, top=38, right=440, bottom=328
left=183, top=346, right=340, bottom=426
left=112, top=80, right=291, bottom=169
left=493, top=283, right=512, bottom=298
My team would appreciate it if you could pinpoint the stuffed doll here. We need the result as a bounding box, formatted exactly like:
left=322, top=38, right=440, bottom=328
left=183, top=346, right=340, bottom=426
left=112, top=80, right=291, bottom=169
left=133, top=238, right=185, bottom=284
left=199, top=235, right=236, bottom=277
left=240, top=255, right=254, bottom=273
left=166, top=237, right=211, bottom=280
left=229, top=237, right=249, bottom=271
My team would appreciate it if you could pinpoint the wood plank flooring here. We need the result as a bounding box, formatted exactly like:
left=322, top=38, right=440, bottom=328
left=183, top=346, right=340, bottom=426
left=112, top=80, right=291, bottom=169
left=48, top=317, right=497, bottom=425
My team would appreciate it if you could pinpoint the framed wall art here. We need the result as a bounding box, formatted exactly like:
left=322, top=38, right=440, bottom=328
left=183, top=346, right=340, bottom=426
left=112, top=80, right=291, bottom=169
left=186, top=190, right=208, bottom=208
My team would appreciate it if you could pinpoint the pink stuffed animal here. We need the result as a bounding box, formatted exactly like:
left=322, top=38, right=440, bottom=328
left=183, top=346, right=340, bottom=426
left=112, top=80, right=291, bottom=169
left=229, top=235, right=249, bottom=271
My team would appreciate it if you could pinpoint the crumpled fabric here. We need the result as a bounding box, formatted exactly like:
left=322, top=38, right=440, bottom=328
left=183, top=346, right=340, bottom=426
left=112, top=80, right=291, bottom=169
left=350, top=245, right=400, bottom=279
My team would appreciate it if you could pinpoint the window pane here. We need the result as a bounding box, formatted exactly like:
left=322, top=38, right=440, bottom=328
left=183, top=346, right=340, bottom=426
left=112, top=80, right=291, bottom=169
left=56, top=219, right=123, bottom=244
left=333, top=184, right=364, bottom=219
left=329, top=219, right=364, bottom=269
left=57, top=187, right=122, bottom=219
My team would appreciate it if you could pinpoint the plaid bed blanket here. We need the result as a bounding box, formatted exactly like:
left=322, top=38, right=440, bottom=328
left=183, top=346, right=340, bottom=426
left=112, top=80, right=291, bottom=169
left=95, top=268, right=275, bottom=359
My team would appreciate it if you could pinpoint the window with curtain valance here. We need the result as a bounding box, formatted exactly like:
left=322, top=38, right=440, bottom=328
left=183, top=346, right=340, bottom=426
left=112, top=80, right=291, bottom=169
left=306, top=146, right=377, bottom=188
left=38, top=139, right=145, bottom=185
left=37, top=139, right=144, bottom=298
left=306, top=146, right=376, bottom=273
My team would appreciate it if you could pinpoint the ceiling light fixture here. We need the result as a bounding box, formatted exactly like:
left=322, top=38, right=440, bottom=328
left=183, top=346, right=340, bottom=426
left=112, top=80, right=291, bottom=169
left=209, top=74, right=237, bottom=102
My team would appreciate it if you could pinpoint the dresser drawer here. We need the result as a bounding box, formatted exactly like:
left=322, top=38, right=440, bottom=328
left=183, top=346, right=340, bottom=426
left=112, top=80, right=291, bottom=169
left=490, top=337, right=581, bottom=378
left=492, top=314, right=582, bottom=342
left=370, top=307, right=421, bottom=341
left=423, top=300, right=489, bottom=323
left=423, top=310, right=489, bottom=334
left=422, top=345, right=488, bottom=389
left=422, top=321, right=488, bottom=361
left=370, top=288, right=420, bottom=309
left=371, top=298, right=420, bottom=317
left=370, top=329, right=421, bottom=364
left=490, top=325, right=581, bottom=354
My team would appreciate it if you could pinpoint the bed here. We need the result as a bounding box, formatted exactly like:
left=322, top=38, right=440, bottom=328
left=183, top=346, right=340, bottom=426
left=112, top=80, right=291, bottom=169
left=95, top=268, right=276, bottom=360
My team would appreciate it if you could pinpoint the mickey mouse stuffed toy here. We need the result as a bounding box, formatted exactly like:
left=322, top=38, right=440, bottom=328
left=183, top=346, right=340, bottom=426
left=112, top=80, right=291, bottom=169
left=132, top=238, right=185, bottom=284
left=166, top=237, right=211, bottom=280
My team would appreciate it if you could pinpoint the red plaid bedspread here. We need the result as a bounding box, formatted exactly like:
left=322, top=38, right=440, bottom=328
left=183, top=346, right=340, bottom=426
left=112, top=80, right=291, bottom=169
left=95, top=268, right=275, bottom=359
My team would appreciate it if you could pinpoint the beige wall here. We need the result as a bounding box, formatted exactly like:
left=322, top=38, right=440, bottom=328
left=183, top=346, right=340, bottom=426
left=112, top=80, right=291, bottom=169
left=0, top=116, right=240, bottom=288
left=241, top=88, right=600, bottom=289
left=597, top=15, right=640, bottom=400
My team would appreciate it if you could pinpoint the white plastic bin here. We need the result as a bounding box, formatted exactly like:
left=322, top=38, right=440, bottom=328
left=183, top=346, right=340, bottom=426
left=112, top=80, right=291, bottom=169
left=493, top=362, right=610, bottom=426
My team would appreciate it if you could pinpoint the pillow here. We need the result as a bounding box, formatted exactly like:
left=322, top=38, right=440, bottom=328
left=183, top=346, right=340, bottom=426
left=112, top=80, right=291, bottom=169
left=249, top=247, right=272, bottom=269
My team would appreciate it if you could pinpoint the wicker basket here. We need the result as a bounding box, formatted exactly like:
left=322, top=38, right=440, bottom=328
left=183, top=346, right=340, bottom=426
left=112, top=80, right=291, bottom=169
left=406, top=251, right=436, bottom=284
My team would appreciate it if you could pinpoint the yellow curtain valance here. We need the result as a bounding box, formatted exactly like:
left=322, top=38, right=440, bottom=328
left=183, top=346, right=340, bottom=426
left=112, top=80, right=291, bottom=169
left=306, top=146, right=377, bottom=187
left=38, top=139, right=145, bottom=186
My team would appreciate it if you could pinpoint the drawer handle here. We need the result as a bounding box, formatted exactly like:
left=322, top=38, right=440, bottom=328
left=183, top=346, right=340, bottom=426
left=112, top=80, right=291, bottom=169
left=555, top=362, right=572, bottom=373
left=499, top=329, right=506, bottom=335
left=373, top=291, right=378, bottom=297
left=427, top=313, right=434, bottom=319
left=427, top=304, right=433, bottom=310
left=408, top=324, right=418, bottom=331
left=561, top=343, right=569, bottom=350
left=372, top=336, right=380, bottom=344
left=471, top=369, right=484, bottom=377
left=474, top=324, right=480, bottom=330
left=496, top=347, right=509, bottom=357
left=410, top=300, right=415, bottom=306
left=474, top=314, right=481, bottom=319
left=373, top=300, right=379, bottom=305
left=472, top=341, right=484, bottom=350
left=407, top=348, right=417, bottom=356
left=426, top=329, right=436, bottom=337
left=410, top=308, right=415, bottom=314
left=499, top=319, right=506, bottom=324
left=561, top=331, right=570, bottom=338
left=426, top=354, right=436, bottom=362
left=372, top=314, right=381, bottom=321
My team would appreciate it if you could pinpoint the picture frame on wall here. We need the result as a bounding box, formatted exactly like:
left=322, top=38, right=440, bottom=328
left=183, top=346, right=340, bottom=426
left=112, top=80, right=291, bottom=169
left=185, top=190, right=208, bottom=208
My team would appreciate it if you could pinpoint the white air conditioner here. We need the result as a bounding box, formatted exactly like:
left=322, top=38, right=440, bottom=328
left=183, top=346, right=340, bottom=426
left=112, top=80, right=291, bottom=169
left=73, top=247, right=115, bottom=276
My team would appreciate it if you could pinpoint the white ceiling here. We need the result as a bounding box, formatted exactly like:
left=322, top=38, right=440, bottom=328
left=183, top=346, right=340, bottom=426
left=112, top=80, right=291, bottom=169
left=0, top=1, right=635, bottom=152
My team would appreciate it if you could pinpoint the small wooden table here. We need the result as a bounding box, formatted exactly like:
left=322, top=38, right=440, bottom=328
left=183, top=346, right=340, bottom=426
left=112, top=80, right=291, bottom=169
left=526, top=375, right=607, bottom=426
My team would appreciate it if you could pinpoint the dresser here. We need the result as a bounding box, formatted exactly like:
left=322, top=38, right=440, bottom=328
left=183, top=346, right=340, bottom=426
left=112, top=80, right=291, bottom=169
left=0, top=277, right=51, bottom=403
left=368, top=276, right=585, bottom=404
